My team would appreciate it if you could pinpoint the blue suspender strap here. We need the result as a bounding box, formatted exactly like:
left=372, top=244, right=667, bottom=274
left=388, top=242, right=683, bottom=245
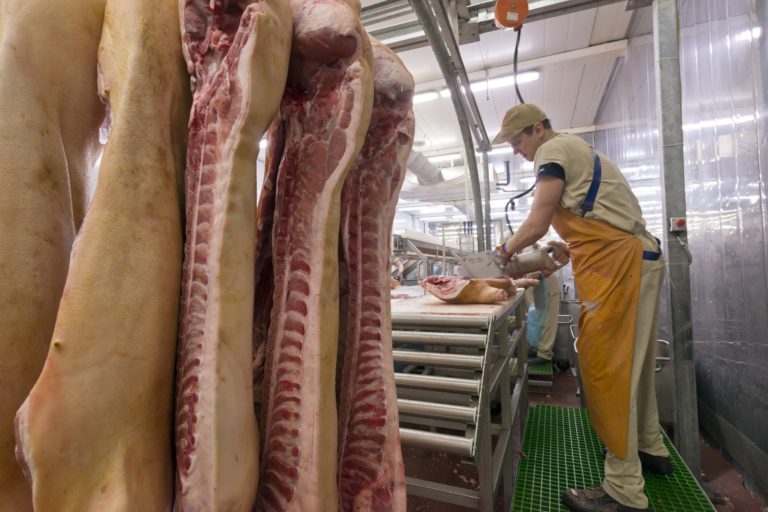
left=580, top=152, right=602, bottom=216
left=642, top=237, right=663, bottom=261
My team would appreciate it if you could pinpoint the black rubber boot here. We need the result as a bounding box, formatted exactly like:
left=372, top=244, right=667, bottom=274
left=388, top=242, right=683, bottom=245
left=561, top=486, right=649, bottom=512
left=600, top=448, right=675, bottom=476
left=639, top=451, right=674, bottom=475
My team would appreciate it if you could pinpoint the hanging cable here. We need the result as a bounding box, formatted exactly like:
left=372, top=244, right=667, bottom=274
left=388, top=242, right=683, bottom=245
left=513, top=26, right=525, bottom=104
left=503, top=183, right=535, bottom=236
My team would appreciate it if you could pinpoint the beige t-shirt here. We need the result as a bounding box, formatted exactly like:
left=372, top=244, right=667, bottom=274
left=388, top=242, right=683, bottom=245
left=534, top=132, right=660, bottom=253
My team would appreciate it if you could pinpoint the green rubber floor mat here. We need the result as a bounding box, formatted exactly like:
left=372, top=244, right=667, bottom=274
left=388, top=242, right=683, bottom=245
left=511, top=405, right=714, bottom=512
left=527, top=362, right=553, bottom=375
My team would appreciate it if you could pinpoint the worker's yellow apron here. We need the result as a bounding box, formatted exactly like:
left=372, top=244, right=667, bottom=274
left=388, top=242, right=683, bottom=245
left=548, top=153, right=646, bottom=459
left=551, top=205, right=642, bottom=458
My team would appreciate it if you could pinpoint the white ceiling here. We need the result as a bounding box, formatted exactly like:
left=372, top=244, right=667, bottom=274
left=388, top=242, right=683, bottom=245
left=360, top=0, right=637, bottom=225
left=374, top=1, right=633, bottom=157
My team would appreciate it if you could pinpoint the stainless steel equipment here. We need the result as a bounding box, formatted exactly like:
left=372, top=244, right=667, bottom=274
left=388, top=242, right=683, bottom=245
left=390, top=288, right=529, bottom=512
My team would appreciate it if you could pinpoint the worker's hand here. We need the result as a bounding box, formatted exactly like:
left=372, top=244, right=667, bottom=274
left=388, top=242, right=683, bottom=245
left=512, top=277, right=540, bottom=289
left=540, top=241, right=570, bottom=276
left=547, top=241, right=570, bottom=265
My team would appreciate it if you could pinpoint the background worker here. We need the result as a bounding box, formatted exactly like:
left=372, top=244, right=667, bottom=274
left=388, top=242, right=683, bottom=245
left=492, top=103, right=672, bottom=512
left=527, top=270, right=562, bottom=366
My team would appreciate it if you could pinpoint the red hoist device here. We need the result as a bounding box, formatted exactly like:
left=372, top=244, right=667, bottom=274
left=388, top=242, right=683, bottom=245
left=494, top=0, right=528, bottom=30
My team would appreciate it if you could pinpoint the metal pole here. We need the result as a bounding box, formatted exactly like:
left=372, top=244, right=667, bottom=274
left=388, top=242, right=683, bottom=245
left=482, top=151, right=493, bottom=250
left=409, top=0, right=487, bottom=251
left=653, top=0, right=701, bottom=475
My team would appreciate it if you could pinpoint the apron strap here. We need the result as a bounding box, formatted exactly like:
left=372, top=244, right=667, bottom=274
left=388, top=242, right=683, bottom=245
left=642, top=237, right=663, bottom=261
left=580, top=152, right=602, bottom=216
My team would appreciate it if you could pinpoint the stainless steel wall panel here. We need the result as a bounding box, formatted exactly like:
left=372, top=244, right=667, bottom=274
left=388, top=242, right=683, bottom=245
left=594, top=0, right=768, bottom=497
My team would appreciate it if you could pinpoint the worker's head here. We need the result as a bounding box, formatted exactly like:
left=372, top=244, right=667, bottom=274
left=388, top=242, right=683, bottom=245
left=491, top=104, right=553, bottom=162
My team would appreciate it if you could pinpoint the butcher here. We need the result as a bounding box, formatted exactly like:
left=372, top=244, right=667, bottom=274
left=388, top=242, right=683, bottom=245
left=491, top=103, right=671, bottom=512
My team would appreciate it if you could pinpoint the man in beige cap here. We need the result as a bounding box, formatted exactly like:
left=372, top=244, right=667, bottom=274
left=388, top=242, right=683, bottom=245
left=492, top=104, right=671, bottom=512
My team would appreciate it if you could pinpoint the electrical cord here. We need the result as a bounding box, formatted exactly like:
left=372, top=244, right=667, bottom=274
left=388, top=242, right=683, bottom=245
left=513, top=26, right=525, bottom=104
left=504, top=183, right=536, bottom=236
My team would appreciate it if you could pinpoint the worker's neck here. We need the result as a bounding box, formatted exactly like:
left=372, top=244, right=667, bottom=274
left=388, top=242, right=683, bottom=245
left=541, top=129, right=556, bottom=144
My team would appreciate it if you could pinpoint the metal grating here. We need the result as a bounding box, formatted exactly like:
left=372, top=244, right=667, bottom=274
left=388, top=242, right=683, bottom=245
left=527, top=362, right=554, bottom=376
left=511, top=405, right=715, bottom=511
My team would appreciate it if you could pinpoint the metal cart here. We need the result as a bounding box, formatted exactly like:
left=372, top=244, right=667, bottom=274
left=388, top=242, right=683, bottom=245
left=390, top=287, right=529, bottom=511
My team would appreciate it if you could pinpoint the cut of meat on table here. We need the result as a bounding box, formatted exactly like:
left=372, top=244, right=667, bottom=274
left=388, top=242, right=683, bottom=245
left=254, top=0, right=374, bottom=509
left=14, top=0, right=190, bottom=510
left=420, top=275, right=537, bottom=304
left=174, top=0, right=292, bottom=510
left=0, top=1, right=107, bottom=509
left=337, top=38, right=414, bottom=512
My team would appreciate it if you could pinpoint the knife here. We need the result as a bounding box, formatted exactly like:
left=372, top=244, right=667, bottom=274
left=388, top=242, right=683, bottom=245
left=460, top=251, right=506, bottom=278
left=460, top=246, right=558, bottom=278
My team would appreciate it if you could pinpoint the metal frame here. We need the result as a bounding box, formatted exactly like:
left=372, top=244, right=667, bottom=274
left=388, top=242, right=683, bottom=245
left=391, top=292, right=529, bottom=511
left=408, top=0, right=491, bottom=252
left=653, top=0, right=701, bottom=476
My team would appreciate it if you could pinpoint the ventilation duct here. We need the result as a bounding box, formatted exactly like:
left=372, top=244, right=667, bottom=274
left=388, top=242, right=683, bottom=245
left=407, top=151, right=445, bottom=186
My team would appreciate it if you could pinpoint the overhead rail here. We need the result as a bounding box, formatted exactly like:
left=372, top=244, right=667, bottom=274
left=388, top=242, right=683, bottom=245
left=409, top=0, right=492, bottom=251
left=365, top=0, right=627, bottom=52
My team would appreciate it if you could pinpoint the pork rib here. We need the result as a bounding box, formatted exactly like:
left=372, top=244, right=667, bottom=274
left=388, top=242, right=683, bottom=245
left=0, top=1, right=106, bottom=509
left=174, top=0, right=292, bottom=510
left=254, top=0, right=374, bottom=508
left=14, top=0, right=189, bottom=509
left=337, top=39, right=414, bottom=512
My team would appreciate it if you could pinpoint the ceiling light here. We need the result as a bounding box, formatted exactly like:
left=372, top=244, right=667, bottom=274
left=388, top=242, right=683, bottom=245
left=440, top=71, right=540, bottom=98
left=413, top=91, right=439, bottom=104
left=259, top=139, right=267, bottom=149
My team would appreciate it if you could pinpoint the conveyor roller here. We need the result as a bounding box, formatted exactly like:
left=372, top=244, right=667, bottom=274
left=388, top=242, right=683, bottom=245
left=394, top=373, right=481, bottom=393
left=399, top=427, right=474, bottom=457
left=393, top=330, right=487, bottom=347
left=397, top=398, right=477, bottom=423
left=392, top=350, right=483, bottom=369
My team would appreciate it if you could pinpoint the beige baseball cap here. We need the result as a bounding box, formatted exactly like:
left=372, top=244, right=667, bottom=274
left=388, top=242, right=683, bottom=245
left=491, top=103, right=548, bottom=144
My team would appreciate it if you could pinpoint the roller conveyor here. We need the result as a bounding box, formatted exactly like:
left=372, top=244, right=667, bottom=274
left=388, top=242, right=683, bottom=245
left=390, top=287, right=529, bottom=512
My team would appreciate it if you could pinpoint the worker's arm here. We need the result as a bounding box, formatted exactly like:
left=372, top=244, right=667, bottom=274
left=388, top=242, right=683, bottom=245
left=498, top=175, right=565, bottom=257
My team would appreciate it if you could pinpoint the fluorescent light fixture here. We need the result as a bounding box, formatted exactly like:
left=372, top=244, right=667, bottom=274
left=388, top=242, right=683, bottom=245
left=440, top=71, right=540, bottom=98
left=419, top=71, right=540, bottom=103
left=413, top=91, right=439, bottom=104
left=473, top=71, right=540, bottom=91
left=427, top=153, right=462, bottom=163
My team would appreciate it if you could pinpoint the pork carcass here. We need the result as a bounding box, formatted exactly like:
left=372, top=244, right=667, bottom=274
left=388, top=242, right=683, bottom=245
left=0, top=1, right=106, bottom=509
left=420, top=276, right=537, bottom=304
left=14, top=0, right=190, bottom=510
left=337, top=39, right=414, bottom=511
left=254, top=0, right=374, bottom=508
left=174, top=0, right=292, bottom=510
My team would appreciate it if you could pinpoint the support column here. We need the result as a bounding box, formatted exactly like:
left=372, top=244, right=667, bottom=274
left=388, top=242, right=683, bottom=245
left=482, top=151, right=493, bottom=250
left=653, top=0, right=701, bottom=475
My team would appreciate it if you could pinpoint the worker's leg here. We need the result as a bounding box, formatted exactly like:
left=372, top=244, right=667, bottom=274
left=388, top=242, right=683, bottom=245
left=602, top=260, right=665, bottom=509
left=536, top=291, right=559, bottom=360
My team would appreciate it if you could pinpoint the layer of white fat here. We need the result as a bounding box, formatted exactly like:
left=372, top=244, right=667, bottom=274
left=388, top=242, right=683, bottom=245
left=371, top=44, right=414, bottom=102
left=295, top=0, right=358, bottom=40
